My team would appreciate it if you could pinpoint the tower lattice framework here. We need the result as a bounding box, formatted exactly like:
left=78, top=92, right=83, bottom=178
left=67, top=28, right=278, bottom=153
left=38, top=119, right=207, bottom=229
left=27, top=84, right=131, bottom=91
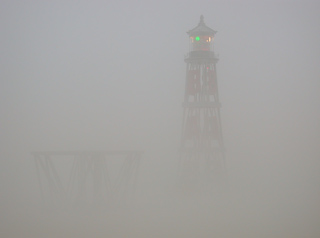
left=33, top=150, right=142, bottom=208
left=180, top=16, right=226, bottom=190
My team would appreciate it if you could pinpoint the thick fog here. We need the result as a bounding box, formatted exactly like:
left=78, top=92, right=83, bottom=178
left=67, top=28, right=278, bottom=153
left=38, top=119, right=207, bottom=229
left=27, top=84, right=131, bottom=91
left=1, top=1, right=320, bottom=237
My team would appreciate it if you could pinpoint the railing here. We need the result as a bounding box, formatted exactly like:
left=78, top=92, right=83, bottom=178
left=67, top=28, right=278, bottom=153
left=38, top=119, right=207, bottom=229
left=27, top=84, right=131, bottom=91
left=185, top=51, right=219, bottom=59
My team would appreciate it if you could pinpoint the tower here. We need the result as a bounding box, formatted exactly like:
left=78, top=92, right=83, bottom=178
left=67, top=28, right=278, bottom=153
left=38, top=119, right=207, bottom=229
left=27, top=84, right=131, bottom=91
left=33, top=150, right=142, bottom=208
left=180, top=16, right=226, bottom=191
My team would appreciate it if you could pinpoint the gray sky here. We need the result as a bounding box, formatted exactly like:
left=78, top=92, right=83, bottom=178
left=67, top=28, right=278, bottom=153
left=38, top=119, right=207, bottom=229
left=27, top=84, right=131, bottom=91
left=1, top=1, right=320, bottom=237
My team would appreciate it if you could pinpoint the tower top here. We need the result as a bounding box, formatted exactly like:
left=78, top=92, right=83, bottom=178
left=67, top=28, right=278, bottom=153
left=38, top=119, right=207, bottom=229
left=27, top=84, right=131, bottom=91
left=187, top=15, right=217, bottom=36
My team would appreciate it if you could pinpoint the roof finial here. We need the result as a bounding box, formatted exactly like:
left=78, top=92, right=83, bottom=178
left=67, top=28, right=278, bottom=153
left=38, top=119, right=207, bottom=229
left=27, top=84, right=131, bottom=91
left=199, top=15, right=205, bottom=25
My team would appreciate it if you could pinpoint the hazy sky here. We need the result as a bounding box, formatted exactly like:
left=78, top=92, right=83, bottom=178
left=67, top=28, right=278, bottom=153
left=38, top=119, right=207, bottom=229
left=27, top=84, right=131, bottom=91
left=1, top=1, right=320, bottom=237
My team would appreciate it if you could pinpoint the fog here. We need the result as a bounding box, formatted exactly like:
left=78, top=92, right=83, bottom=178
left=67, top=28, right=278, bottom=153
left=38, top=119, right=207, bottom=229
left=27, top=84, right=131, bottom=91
left=1, top=1, right=320, bottom=237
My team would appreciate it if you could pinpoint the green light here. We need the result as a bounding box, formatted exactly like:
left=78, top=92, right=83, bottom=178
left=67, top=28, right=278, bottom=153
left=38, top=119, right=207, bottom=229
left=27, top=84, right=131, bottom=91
left=195, top=36, right=200, bottom=41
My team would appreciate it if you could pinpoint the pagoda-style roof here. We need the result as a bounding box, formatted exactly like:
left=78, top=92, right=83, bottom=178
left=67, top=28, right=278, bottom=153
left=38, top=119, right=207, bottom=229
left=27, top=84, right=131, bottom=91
left=187, top=15, right=217, bottom=36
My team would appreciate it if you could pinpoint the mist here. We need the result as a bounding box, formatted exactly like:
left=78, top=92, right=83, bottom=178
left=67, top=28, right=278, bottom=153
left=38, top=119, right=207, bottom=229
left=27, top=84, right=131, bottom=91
left=1, top=1, right=320, bottom=237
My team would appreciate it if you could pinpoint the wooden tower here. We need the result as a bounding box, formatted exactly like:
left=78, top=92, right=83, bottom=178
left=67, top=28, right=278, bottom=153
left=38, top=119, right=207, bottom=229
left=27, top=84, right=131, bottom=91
left=180, top=15, right=226, bottom=191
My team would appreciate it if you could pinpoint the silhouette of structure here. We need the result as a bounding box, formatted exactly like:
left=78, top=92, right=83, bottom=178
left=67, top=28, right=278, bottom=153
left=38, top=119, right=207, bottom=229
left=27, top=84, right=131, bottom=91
left=180, top=16, right=226, bottom=191
left=33, top=150, right=142, bottom=207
